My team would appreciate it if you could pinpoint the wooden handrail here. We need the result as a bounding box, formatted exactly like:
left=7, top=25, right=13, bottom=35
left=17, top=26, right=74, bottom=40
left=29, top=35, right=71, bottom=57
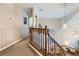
left=47, top=30, right=66, bottom=55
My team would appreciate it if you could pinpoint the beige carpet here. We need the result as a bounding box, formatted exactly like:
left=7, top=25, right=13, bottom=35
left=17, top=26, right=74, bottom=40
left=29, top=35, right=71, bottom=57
left=0, top=37, right=38, bottom=56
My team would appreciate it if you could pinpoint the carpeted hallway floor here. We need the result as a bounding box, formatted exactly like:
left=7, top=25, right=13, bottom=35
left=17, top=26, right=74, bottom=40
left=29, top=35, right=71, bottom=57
left=0, top=37, right=38, bottom=56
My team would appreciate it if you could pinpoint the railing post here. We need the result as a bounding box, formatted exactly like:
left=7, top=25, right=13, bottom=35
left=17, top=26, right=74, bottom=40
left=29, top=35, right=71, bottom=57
left=45, top=26, right=48, bottom=56
left=29, top=27, right=33, bottom=44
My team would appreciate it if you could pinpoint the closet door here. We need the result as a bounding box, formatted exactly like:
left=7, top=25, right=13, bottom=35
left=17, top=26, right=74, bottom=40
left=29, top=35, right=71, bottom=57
left=0, top=5, right=7, bottom=49
left=6, top=13, right=16, bottom=45
left=0, top=22, right=7, bottom=49
left=0, top=28, right=3, bottom=49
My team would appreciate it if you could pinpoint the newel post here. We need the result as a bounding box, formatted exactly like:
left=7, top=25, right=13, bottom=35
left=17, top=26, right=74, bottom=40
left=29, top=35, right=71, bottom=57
left=29, top=27, right=32, bottom=44
left=45, top=26, right=48, bottom=56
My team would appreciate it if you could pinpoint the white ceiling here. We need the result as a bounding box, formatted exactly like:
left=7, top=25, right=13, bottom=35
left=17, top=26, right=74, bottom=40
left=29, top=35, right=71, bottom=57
left=15, top=3, right=79, bottom=19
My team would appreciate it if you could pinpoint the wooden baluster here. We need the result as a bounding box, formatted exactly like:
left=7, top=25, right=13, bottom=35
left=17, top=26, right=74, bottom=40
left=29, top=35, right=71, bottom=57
left=44, top=30, right=46, bottom=55
left=48, top=36, right=50, bottom=56
left=43, top=29, right=44, bottom=55
left=50, top=38, right=52, bottom=56
left=47, top=32, right=50, bottom=55
left=48, top=35, right=50, bottom=56
left=47, top=36, right=50, bottom=55
left=54, top=42, right=56, bottom=55
left=41, top=29, right=43, bottom=54
left=46, top=33, right=48, bottom=55
left=29, top=28, right=31, bottom=43
left=42, top=29, right=43, bottom=54
left=44, top=30, right=46, bottom=56
left=53, top=41, right=54, bottom=56
left=42, top=30, right=44, bottom=55
left=43, top=30, right=45, bottom=55
left=39, top=29, right=41, bottom=52
left=40, top=29, right=42, bottom=53
left=43, top=30, right=44, bottom=55
left=45, top=26, right=47, bottom=56
left=49, top=37, right=51, bottom=56
left=42, top=29, right=44, bottom=54
left=51, top=39, right=54, bottom=56
left=47, top=35, right=48, bottom=55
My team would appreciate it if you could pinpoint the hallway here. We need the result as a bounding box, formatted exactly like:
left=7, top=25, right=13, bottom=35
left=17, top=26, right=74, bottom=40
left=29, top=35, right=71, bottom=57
left=0, top=37, right=37, bottom=56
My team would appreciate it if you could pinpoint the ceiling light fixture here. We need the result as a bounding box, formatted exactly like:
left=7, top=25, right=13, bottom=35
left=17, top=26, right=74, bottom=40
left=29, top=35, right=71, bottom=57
left=63, top=23, right=67, bottom=29
left=39, top=9, right=43, bottom=11
left=72, top=31, right=79, bottom=38
left=73, top=35, right=79, bottom=37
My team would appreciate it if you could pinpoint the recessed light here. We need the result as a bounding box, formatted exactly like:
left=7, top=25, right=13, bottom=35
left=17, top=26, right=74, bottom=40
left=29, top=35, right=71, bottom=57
left=39, top=9, right=43, bottom=11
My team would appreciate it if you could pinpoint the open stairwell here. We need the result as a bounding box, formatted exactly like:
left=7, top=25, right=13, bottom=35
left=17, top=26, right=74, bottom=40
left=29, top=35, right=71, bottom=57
left=28, top=26, right=79, bottom=56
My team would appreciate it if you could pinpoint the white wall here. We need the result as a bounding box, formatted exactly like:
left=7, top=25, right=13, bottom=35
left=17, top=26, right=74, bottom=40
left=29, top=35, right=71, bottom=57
left=39, top=18, right=52, bottom=28
left=56, top=11, right=79, bottom=48
left=39, top=18, right=62, bottom=29
left=20, top=9, right=29, bottom=39
left=0, top=4, right=29, bottom=50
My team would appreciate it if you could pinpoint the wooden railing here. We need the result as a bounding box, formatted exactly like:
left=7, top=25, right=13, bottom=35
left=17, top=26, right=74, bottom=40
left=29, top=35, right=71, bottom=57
left=29, top=26, right=66, bottom=56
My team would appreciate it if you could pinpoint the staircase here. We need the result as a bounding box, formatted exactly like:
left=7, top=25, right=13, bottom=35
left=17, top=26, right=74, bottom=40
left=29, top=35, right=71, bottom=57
left=29, top=26, right=66, bottom=56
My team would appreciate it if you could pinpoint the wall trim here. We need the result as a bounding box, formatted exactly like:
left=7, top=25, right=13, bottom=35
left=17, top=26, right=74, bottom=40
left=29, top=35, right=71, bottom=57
left=22, top=35, right=30, bottom=40
left=28, top=43, right=43, bottom=56
left=0, top=39, right=22, bottom=52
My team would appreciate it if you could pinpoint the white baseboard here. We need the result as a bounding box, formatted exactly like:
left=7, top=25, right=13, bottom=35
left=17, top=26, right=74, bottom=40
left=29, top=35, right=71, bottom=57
left=0, top=39, right=22, bottom=52
left=28, top=43, right=43, bottom=56
left=22, top=35, right=30, bottom=40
